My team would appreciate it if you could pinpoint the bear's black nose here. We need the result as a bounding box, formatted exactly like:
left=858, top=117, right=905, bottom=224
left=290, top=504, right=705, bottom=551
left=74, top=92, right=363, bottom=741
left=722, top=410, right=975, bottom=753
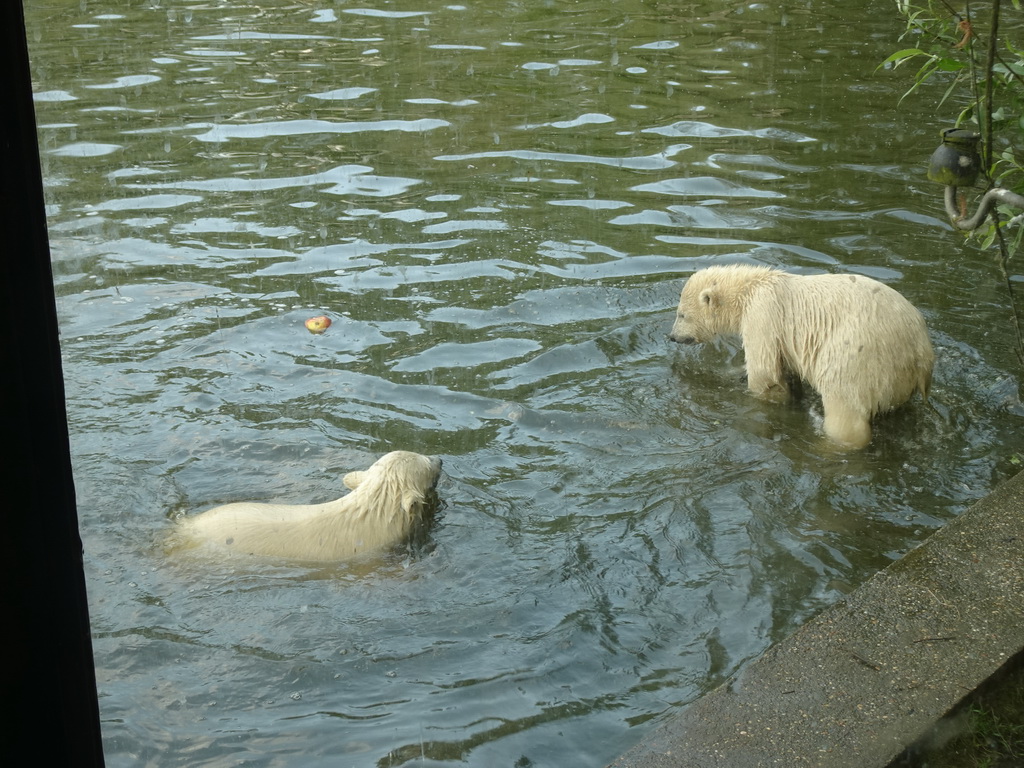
left=668, top=333, right=696, bottom=345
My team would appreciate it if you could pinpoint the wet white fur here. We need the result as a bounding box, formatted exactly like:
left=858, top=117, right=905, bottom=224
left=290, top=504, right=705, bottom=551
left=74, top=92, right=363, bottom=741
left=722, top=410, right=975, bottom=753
left=669, top=265, right=934, bottom=448
left=181, top=451, right=443, bottom=561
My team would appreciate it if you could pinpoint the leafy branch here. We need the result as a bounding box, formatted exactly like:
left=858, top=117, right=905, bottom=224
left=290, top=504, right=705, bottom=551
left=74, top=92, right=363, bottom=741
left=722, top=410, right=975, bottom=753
left=885, top=0, right=1024, bottom=366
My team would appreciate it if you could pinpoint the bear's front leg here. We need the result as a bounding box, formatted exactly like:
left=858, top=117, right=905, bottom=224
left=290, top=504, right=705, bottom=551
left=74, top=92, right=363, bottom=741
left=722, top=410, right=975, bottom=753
left=742, top=335, right=790, bottom=403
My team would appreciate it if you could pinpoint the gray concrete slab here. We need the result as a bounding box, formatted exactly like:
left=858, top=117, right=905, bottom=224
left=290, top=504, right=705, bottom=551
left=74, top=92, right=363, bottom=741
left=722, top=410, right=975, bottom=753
left=609, top=469, right=1024, bottom=768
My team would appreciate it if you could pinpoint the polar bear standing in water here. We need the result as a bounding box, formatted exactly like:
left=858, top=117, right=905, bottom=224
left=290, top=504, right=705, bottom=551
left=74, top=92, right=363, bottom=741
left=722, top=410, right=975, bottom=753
left=181, top=451, right=443, bottom=561
left=669, top=265, right=934, bottom=449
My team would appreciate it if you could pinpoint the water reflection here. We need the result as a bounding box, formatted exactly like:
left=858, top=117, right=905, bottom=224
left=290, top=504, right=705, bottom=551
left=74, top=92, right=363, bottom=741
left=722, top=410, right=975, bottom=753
left=27, top=1, right=1024, bottom=767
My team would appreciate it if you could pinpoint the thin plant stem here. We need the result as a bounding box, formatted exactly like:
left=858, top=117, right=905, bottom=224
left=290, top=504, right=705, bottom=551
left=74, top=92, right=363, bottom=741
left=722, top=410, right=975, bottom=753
left=983, top=0, right=999, bottom=171
left=990, top=218, right=1024, bottom=365
left=981, top=0, right=1023, bottom=364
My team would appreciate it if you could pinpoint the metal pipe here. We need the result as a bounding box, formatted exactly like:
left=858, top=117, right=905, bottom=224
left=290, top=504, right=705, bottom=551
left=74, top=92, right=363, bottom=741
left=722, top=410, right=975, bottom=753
left=944, top=185, right=1024, bottom=230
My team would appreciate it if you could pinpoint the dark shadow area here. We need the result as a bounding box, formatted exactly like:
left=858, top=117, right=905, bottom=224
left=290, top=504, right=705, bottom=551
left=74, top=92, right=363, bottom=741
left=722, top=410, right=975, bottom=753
left=2, top=2, right=105, bottom=764
left=888, top=650, right=1024, bottom=768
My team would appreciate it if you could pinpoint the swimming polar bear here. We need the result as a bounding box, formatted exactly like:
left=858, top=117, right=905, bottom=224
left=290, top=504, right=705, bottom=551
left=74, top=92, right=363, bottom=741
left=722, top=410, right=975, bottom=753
left=180, top=451, right=443, bottom=561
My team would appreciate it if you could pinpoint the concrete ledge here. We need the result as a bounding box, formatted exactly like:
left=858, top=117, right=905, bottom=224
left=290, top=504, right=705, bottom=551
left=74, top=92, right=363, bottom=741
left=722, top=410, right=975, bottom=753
left=609, top=469, right=1024, bottom=768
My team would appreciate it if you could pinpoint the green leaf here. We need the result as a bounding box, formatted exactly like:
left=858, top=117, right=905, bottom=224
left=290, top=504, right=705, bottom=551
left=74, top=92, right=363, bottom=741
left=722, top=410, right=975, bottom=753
left=934, top=58, right=965, bottom=72
left=938, top=76, right=963, bottom=110
left=880, top=48, right=928, bottom=70
left=993, top=60, right=1024, bottom=77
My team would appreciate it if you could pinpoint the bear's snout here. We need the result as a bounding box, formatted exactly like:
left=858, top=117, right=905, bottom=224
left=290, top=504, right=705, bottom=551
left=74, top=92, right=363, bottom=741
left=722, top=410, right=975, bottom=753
left=668, top=332, right=697, bottom=345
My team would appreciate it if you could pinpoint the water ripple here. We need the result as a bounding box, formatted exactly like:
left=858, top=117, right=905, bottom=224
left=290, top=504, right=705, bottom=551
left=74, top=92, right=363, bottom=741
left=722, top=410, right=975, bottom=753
left=190, top=118, right=450, bottom=143
left=125, top=164, right=421, bottom=198
left=436, top=144, right=691, bottom=171
left=632, top=176, right=784, bottom=199
left=644, top=120, right=815, bottom=143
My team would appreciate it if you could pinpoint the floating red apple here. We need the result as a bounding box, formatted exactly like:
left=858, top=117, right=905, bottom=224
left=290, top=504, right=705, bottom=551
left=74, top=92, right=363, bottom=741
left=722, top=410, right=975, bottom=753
left=305, top=315, right=331, bottom=334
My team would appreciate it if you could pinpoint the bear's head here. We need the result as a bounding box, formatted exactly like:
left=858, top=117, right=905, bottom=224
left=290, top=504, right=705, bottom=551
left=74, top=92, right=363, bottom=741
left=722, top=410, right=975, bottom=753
left=345, top=451, right=443, bottom=520
left=669, top=269, right=728, bottom=344
left=668, top=265, right=770, bottom=344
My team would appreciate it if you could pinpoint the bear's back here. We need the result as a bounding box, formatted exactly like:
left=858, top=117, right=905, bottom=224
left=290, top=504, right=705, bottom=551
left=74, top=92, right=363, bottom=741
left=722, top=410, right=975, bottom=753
left=768, top=272, right=933, bottom=411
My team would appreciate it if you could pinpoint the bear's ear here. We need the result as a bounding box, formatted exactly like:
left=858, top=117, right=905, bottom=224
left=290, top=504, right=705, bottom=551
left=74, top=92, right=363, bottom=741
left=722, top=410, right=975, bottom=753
left=402, top=490, right=425, bottom=519
left=344, top=470, right=368, bottom=490
left=699, top=287, right=716, bottom=307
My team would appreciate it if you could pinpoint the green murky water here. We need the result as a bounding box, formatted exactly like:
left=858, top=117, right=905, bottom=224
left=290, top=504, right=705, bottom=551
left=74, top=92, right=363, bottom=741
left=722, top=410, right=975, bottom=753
left=27, top=1, right=1024, bottom=766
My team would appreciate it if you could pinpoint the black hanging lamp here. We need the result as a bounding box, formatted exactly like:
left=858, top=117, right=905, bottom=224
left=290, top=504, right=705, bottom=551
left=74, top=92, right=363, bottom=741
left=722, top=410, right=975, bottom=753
left=927, top=127, right=982, bottom=187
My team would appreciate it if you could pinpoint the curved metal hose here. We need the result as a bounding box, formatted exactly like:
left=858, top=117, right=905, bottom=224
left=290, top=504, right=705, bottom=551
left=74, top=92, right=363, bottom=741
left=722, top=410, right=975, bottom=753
left=944, top=185, right=1024, bottom=230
